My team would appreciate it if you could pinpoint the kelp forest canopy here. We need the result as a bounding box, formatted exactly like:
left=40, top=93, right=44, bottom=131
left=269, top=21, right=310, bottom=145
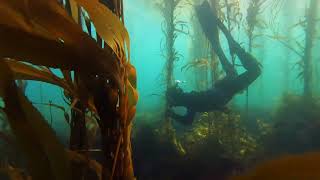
left=0, top=0, right=138, bottom=180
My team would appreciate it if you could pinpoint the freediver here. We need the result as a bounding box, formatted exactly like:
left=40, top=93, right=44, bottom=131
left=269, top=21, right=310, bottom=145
left=167, top=1, right=261, bottom=125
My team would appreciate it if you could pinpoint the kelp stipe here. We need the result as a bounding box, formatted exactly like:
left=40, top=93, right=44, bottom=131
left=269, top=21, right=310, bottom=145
left=156, top=0, right=186, bottom=146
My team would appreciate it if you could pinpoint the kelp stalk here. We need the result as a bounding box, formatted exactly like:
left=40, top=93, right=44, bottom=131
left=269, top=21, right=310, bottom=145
left=303, top=0, right=318, bottom=98
left=245, top=0, right=263, bottom=118
left=62, top=2, right=89, bottom=179
left=158, top=0, right=181, bottom=128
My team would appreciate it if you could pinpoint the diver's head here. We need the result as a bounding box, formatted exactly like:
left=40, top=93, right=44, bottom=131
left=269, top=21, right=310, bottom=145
left=166, top=84, right=183, bottom=106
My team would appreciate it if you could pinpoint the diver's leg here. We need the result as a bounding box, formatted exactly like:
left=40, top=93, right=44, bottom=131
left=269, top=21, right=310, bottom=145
left=194, top=5, right=262, bottom=95
left=214, top=14, right=261, bottom=74
left=222, top=28, right=261, bottom=86
left=214, top=18, right=261, bottom=95
left=213, top=43, right=238, bottom=77
left=196, top=0, right=261, bottom=76
left=220, top=69, right=261, bottom=95
left=195, top=1, right=237, bottom=77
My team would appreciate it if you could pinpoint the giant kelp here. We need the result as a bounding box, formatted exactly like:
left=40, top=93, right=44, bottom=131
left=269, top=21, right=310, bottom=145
left=0, top=60, right=71, bottom=180
left=155, top=0, right=187, bottom=148
left=302, top=0, right=318, bottom=98
left=267, top=0, right=319, bottom=98
left=0, top=0, right=138, bottom=180
left=244, top=0, right=268, bottom=119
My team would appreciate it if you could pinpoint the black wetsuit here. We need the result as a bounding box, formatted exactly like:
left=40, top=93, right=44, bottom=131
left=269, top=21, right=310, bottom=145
left=167, top=1, right=261, bottom=125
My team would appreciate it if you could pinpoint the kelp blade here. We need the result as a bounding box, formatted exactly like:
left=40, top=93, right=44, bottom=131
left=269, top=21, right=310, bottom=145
left=6, top=59, right=74, bottom=93
left=0, top=0, right=120, bottom=76
left=0, top=61, right=71, bottom=180
left=74, top=0, right=130, bottom=60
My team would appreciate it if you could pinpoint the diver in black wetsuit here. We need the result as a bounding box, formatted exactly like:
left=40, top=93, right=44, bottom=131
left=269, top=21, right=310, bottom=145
left=167, top=1, right=261, bottom=125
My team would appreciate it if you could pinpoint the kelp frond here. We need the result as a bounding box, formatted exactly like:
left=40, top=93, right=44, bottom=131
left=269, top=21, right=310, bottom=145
left=0, top=0, right=120, bottom=77
left=0, top=61, right=71, bottom=180
left=73, top=0, right=130, bottom=61
left=0, top=0, right=138, bottom=179
left=181, top=58, right=210, bottom=72
left=222, top=0, right=243, bottom=32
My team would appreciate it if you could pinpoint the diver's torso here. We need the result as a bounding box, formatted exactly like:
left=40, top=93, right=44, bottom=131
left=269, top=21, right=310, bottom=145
left=185, top=87, right=233, bottom=112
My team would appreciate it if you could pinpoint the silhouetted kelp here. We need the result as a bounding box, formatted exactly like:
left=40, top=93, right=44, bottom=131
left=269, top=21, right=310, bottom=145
left=156, top=0, right=186, bottom=134
left=266, top=0, right=319, bottom=98
left=0, top=0, right=138, bottom=180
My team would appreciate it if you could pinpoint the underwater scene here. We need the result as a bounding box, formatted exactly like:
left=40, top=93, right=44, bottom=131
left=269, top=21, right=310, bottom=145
left=0, top=0, right=320, bottom=179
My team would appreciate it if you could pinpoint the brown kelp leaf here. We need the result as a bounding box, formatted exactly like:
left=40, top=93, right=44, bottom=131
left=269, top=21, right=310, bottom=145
left=1, top=0, right=123, bottom=96
left=0, top=24, right=82, bottom=70
left=230, top=152, right=320, bottom=180
left=69, top=0, right=80, bottom=23
left=0, top=0, right=120, bottom=78
left=5, top=59, right=74, bottom=94
left=127, top=64, right=137, bottom=88
left=0, top=62, right=52, bottom=180
left=74, top=0, right=130, bottom=60
left=26, top=0, right=87, bottom=44
left=0, top=61, right=71, bottom=180
left=0, top=24, right=121, bottom=88
left=126, top=79, right=138, bottom=108
left=26, top=0, right=120, bottom=68
left=127, top=107, right=136, bottom=124
left=0, top=1, right=34, bottom=33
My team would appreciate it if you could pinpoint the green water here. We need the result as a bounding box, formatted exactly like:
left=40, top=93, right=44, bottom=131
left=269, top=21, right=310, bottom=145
left=123, top=0, right=319, bottom=114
